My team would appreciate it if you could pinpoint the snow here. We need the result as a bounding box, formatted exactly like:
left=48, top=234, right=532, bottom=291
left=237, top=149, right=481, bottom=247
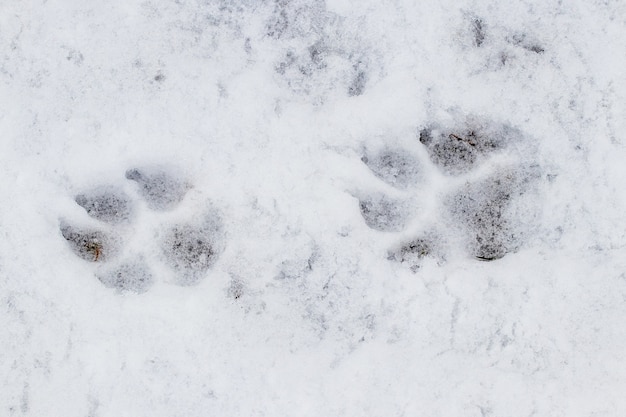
left=1, top=0, right=626, bottom=415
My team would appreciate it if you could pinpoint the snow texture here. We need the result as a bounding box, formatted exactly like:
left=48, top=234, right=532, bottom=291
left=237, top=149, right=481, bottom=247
left=2, top=0, right=626, bottom=416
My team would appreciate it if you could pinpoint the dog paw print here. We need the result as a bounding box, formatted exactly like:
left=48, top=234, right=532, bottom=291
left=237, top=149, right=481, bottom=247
left=59, top=167, right=223, bottom=292
left=357, top=115, right=540, bottom=269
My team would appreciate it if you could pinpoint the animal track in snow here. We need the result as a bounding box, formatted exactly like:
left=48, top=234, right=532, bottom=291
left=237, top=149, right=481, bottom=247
left=357, top=115, right=541, bottom=268
left=59, top=166, right=223, bottom=292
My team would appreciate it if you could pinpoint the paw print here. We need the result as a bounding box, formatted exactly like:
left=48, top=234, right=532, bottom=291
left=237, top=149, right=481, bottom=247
left=59, top=166, right=224, bottom=292
left=357, top=114, right=541, bottom=269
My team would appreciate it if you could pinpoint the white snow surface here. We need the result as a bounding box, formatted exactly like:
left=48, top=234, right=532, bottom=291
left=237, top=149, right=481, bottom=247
left=1, top=0, right=626, bottom=415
